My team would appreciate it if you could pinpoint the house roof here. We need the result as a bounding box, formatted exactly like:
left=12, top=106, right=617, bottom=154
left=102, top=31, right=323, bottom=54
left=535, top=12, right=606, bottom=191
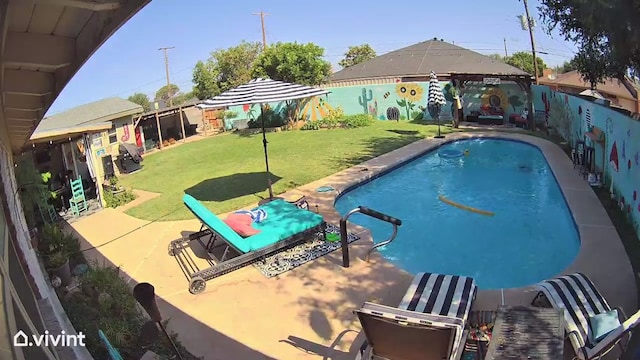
left=330, top=39, right=530, bottom=82
left=1, top=0, right=151, bottom=153
left=32, top=97, right=143, bottom=139
left=538, top=71, right=637, bottom=100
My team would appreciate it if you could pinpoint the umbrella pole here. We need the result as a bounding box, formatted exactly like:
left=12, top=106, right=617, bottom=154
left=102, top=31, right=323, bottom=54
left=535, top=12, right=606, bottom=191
left=434, top=113, right=445, bottom=139
left=261, top=105, right=274, bottom=199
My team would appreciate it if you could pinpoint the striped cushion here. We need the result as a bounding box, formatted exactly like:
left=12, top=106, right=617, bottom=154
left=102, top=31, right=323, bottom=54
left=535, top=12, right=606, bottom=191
left=399, top=272, right=477, bottom=322
left=535, top=273, right=611, bottom=349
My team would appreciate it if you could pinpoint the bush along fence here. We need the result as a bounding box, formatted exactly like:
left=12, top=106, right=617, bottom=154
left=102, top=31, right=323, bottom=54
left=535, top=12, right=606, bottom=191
left=532, top=84, right=640, bottom=239
left=220, top=81, right=529, bottom=129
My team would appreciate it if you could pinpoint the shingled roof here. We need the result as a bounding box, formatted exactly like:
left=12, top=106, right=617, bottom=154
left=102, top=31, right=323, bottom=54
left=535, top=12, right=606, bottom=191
left=330, top=39, right=529, bottom=82
left=34, top=97, right=143, bottom=134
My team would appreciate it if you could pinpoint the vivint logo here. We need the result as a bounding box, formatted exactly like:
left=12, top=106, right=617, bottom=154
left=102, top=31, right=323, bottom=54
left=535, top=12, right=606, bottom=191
left=13, top=330, right=86, bottom=347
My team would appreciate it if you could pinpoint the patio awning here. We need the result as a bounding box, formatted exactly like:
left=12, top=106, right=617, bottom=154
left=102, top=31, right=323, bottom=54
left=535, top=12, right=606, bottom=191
left=29, top=121, right=112, bottom=143
left=197, top=78, right=330, bottom=109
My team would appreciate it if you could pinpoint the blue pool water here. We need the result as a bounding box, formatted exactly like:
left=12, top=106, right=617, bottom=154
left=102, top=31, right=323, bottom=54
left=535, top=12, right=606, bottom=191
left=335, top=138, right=580, bottom=289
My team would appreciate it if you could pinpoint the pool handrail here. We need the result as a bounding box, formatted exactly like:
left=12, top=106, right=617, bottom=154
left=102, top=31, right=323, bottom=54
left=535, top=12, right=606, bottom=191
left=339, top=206, right=402, bottom=267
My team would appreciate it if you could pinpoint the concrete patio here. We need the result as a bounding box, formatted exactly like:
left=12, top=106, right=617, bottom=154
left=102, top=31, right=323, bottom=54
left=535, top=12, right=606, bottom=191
left=65, top=132, right=637, bottom=360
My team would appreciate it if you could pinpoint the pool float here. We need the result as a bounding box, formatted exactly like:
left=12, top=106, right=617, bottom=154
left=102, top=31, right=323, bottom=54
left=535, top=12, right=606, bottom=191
left=438, top=149, right=464, bottom=158
left=438, top=195, right=495, bottom=216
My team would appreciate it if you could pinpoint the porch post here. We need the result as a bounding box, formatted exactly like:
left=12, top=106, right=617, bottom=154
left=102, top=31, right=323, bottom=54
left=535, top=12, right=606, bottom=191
left=201, top=108, right=207, bottom=136
left=179, top=106, right=187, bottom=143
left=70, top=140, right=79, bottom=178
left=155, top=111, right=163, bottom=149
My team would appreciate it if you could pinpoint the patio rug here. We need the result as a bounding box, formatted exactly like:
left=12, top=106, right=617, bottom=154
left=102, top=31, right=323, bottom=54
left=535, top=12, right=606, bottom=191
left=252, top=223, right=360, bottom=278
left=462, top=310, right=496, bottom=360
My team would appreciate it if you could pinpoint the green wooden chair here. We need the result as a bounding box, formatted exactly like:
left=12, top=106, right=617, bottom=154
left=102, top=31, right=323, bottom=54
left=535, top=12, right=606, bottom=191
left=69, top=176, right=87, bottom=216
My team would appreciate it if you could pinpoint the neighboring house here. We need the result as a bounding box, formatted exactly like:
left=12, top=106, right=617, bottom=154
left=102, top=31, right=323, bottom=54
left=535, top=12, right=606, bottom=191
left=0, top=1, right=150, bottom=359
left=329, top=39, right=530, bottom=85
left=538, top=70, right=640, bottom=114
left=31, top=97, right=144, bottom=201
left=327, top=39, right=533, bottom=125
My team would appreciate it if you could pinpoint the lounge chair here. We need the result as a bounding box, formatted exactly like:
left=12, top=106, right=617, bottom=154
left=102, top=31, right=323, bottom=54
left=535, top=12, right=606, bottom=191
left=533, top=273, right=640, bottom=360
left=354, top=272, right=477, bottom=360
left=169, top=194, right=326, bottom=294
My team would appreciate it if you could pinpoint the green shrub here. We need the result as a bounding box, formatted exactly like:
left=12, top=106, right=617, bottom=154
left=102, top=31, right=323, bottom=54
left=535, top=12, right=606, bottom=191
left=39, top=224, right=82, bottom=271
left=247, top=107, right=284, bottom=128
left=300, top=121, right=321, bottom=130
left=62, top=265, right=198, bottom=359
left=104, top=189, right=137, bottom=208
left=321, top=107, right=344, bottom=128
left=341, top=114, right=375, bottom=128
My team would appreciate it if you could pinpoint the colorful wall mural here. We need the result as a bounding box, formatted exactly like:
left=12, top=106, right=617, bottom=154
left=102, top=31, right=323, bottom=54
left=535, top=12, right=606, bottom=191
left=222, top=81, right=528, bottom=127
left=532, top=84, right=640, bottom=238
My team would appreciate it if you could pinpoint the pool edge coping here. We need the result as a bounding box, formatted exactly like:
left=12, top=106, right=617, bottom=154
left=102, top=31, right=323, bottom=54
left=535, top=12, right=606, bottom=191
left=302, top=131, right=637, bottom=313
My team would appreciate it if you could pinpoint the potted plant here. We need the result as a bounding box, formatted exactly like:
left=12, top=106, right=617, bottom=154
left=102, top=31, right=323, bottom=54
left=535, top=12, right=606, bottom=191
left=47, top=250, right=72, bottom=286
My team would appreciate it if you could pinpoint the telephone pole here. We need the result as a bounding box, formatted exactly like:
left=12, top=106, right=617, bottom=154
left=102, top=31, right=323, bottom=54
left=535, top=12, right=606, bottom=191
left=521, top=0, right=539, bottom=84
left=158, top=46, right=175, bottom=106
left=503, top=38, right=508, bottom=57
left=252, top=11, right=269, bottom=50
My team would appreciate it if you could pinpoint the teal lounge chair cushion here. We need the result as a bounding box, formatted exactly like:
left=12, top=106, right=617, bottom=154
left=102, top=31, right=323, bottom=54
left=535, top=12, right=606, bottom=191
left=183, top=194, right=244, bottom=244
left=247, top=200, right=324, bottom=251
left=183, top=195, right=324, bottom=254
left=588, top=309, right=620, bottom=343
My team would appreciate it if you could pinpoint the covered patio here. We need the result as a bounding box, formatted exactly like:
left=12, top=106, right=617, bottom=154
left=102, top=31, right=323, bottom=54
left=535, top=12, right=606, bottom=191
left=0, top=1, right=151, bottom=359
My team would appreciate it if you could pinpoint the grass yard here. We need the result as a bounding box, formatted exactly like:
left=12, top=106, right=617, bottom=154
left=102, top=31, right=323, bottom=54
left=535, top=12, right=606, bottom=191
left=118, top=120, right=453, bottom=221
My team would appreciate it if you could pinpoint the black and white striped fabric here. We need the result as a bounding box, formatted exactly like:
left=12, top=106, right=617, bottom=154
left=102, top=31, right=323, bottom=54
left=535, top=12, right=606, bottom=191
left=399, top=272, right=477, bottom=321
left=197, top=78, right=330, bottom=109
left=427, top=71, right=447, bottom=119
left=535, top=273, right=611, bottom=351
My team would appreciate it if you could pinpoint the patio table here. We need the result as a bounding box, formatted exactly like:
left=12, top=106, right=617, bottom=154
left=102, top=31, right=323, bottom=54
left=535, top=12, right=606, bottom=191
left=485, top=305, right=564, bottom=360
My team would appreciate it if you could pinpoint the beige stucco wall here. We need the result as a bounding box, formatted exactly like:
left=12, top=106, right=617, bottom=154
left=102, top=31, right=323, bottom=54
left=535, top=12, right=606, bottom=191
left=88, top=115, right=138, bottom=207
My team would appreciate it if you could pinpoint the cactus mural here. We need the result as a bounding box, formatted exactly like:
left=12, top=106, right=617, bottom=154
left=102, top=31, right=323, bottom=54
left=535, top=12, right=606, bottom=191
left=358, top=88, right=373, bottom=114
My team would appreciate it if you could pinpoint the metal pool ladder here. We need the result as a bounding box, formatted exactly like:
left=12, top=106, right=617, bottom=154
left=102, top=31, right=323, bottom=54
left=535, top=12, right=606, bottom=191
left=339, top=206, right=402, bottom=267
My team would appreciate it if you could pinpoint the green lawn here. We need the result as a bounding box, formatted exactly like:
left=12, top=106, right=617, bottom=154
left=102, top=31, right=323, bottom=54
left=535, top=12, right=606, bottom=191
left=118, top=121, right=453, bottom=221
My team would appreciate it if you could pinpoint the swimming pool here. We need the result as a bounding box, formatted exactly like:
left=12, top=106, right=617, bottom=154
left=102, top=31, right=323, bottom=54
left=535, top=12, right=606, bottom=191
left=335, top=138, right=580, bottom=289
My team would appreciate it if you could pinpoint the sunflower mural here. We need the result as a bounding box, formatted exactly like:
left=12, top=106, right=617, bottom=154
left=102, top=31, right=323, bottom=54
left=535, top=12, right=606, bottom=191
left=396, top=83, right=424, bottom=120
left=480, top=87, right=508, bottom=110
left=300, top=96, right=334, bottom=121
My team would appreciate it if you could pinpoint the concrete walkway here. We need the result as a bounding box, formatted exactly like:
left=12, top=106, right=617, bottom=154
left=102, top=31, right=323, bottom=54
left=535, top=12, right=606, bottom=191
left=67, top=132, right=637, bottom=360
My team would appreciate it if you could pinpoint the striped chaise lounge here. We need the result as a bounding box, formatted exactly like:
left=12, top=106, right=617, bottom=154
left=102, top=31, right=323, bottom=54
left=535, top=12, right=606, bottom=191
left=533, top=273, right=640, bottom=360
left=354, top=272, right=477, bottom=360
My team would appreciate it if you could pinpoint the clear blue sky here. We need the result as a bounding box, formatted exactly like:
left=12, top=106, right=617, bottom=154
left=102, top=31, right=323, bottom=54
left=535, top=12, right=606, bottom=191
left=47, top=0, right=578, bottom=115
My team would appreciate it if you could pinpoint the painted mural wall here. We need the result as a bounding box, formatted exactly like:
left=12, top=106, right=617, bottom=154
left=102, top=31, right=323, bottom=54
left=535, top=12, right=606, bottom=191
left=223, top=81, right=529, bottom=128
left=532, top=84, right=640, bottom=238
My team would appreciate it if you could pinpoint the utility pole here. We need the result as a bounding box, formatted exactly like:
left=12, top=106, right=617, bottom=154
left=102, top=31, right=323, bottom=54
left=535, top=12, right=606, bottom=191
left=503, top=38, right=508, bottom=57
left=252, top=11, right=269, bottom=50
left=158, top=46, right=175, bottom=106
left=521, top=0, right=539, bottom=84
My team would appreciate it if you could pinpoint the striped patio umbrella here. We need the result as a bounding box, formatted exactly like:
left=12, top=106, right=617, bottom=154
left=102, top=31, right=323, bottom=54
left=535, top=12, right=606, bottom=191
left=198, top=78, right=330, bottom=199
left=427, top=71, right=448, bottom=138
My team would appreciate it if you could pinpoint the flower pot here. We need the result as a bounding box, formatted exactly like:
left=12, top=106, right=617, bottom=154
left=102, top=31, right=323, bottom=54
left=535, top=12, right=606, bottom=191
left=54, top=258, right=72, bottom=286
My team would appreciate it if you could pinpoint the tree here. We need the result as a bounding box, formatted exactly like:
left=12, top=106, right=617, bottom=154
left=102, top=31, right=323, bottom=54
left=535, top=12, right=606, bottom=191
left=192, top=41, right=262, bottom=99
left=173, top=91, right=195, bottom=106
left=503, top=51, right=547, bottom=76
left=339, top=44, right=377, bottom=68
left=155, top=84, right=180, bottom=104
left=251, top=42, right=332, bottom=86
left=557, top=57, right=579, bottom=73
left=538, top=0, right=640, bottom=82
left=488, top=54, right=504, bottom=61
left=127, top=93, right=150, bottom=112
left=252, top=42, right=332, bottom=125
